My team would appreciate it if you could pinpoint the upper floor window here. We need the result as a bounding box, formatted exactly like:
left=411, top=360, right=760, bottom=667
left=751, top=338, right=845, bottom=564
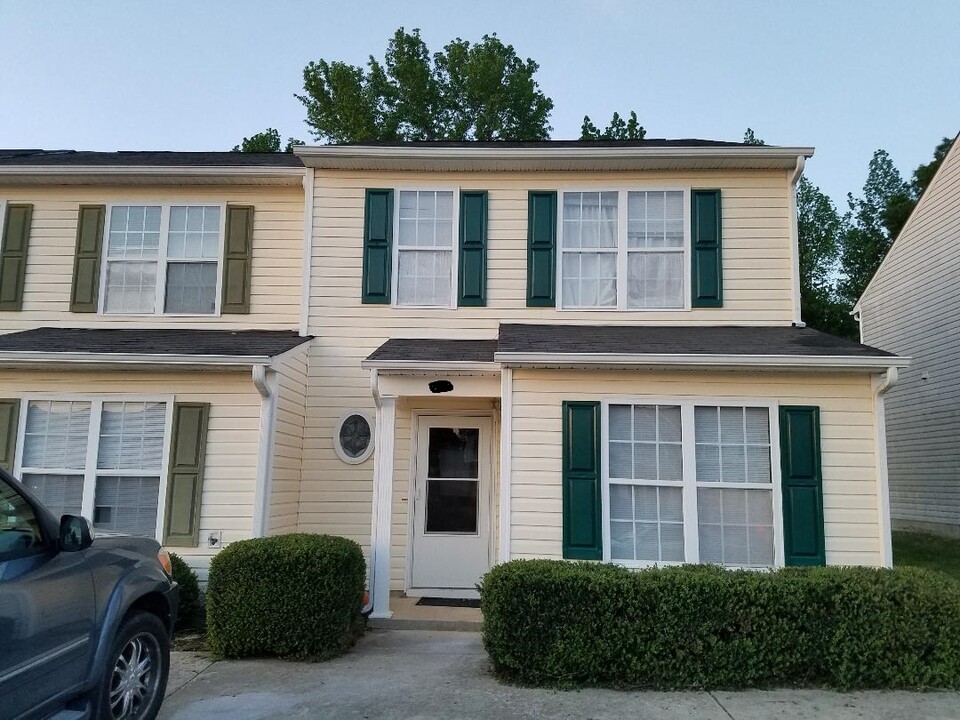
left=102, top=204, right=222, bottom=315
left=394, top=190, right=456, bottom=308
left=559, top=190, right=688, bottom=310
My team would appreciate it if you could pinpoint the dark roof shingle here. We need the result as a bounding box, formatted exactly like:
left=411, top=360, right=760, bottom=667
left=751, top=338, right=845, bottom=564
left=366, top=338, right=498, bottom=364
left=0, top=150, right=303, bottom=168
left=0, top=328, right=311, bottom=358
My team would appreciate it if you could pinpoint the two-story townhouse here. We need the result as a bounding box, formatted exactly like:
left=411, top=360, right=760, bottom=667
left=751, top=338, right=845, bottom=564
left=0, top=150, right=311, bottom=581
left=296, top=141, right=909, bottom=618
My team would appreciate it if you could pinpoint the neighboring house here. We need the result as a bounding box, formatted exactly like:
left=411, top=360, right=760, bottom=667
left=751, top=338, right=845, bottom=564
left=856, top=133, right=960, bottom=538
left=294, top=140, right=907, bottom=618
left=0, top=141, right=908, bottom=618
left=0, top=150, right=310, bottom=581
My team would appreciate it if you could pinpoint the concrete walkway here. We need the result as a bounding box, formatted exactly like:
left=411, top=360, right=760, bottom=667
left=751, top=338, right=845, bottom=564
left=159, top=629, right=960, bottom=720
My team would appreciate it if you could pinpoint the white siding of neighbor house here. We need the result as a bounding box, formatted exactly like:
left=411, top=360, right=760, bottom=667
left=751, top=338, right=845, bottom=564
left=299, top=167, right=797, bottom=568
left=858, top=136, right=960, bottom=536
left=0, top=185, right=303, bottom=331
left=269, top=345, right=309, bottom=535
left=0, top=368, right=263, bottom=583
left=510, top=369, right=884, bottom=567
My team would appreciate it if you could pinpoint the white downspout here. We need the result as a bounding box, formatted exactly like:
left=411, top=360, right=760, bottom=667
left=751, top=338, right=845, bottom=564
left=498, top=368, right=513, bottom=563
left=365, top=369, right=395, bottom=617
left=252, top=364, right=278, bottom=538
left=873, top=366, right=899, bottom=567
left=299, top=169, right=315, bottom=337
left=789, top=155, right=806, bottom=327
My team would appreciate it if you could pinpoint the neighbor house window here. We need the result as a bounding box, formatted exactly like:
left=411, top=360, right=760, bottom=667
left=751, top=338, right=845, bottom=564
left=18, top=399, right=168, bottom=537
left=394, top=190, right=456, bottom=307
left=560, top=190, right=686, bottom=310
left=605, top=401, right=777, bottom=568
left=103, top=204, right=222, bottom=315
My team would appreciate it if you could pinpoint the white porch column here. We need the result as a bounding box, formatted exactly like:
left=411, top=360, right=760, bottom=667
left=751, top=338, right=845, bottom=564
left=370, top=394, right=396, bottom=618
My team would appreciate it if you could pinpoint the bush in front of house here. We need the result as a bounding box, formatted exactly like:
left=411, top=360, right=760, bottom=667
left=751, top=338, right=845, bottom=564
left=169, top=552, right=203, bottom=630
left=206, top=533, right=366, bottom=659
left=479, top=560, right=960, bottom=690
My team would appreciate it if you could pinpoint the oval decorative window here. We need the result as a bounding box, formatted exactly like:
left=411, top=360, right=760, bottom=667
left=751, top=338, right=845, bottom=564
left=335, top=412, right=374, bottom=464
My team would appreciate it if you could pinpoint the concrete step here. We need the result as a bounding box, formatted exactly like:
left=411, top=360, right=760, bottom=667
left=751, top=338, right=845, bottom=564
left=367, top=617, right=483, bottom=632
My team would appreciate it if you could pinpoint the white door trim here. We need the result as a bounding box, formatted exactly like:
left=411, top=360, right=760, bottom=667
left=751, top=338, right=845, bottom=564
left=406, top=411, right=495, bottom=595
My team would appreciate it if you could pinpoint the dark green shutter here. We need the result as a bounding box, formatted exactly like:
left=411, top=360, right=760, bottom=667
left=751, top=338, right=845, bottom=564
left=0, top=204, right=33, bottom=311
left=362, top=189, right=393, bottom=304
left=70, top=205, right=106, bottom=312
left=458, top=191, right=487, bottom=306
left=526, top=191, right=557, bottom=307
left=780, top=406, right=826, bottom=566
left=562, top=401, right=602, bottom=560
left=163, top=403, right=210, bottom=547
left=0, top=399, right=20, bottom=474
left=221, top=205, right=254, bottom=314
left=691, top=189, right=723, bottom=307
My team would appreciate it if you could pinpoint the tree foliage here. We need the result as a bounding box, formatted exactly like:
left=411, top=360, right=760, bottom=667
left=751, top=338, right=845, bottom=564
left=296, top=28, right=553, bottom=143
left=580, top=111, right=646, bottom=141
left=882, top=136, right=953, bottom=239
left=232, top=128, right=303, bottom=153
left=742, top=128, right=765, bottom=145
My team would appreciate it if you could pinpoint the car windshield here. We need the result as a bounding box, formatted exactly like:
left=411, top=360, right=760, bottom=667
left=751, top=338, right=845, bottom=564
left=0, top=480, right=44, bottom=560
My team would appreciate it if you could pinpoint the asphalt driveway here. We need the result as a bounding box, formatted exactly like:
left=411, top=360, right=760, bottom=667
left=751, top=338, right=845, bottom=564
left=159, top=629, right=960, bottom=720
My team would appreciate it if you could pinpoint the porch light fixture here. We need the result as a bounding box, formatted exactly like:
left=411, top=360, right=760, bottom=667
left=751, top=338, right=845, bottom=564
left=428, top=380, right=454, bottom=394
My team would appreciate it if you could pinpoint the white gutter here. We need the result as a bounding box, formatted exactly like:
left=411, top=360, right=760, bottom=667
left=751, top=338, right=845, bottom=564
left=494, top=352, right=911, bottom=371
left=0, top=165, right=306, bottom=179
left=251, top=364, right=279, bottom=538
left=789, top=155, right=806, bottom=327
left=873, top=366, right=899, bottom=567
left=365, top=369, right=396, bottom=617
left=0, top=351, right=276, bottom=366
left=360, top=360, right=499, bottom=372
left=299, top=169, right=315, bottom=336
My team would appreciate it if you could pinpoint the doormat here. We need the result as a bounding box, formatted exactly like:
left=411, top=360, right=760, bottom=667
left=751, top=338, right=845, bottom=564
left=415, top=597, right=481, bottom=608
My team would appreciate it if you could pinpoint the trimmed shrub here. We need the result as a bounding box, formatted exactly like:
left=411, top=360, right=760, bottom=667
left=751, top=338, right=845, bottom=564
left=169, top=552, right=202, bottom=630
left=206, top=534, right=365, bottom=659
left=480, top=560, right=960, bottom=690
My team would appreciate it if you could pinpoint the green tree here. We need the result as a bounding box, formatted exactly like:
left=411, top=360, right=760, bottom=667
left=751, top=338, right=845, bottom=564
left=883, top=136, right=954, bottom=239
left=742, top=128, right=765, bottom=145
left=580, top=110, right=645, bottom=140
left=838, top=149, right=909, bottom=306
left=297, top=28, right=553, bottom=143
left=232, top=128, right=304, bottom=153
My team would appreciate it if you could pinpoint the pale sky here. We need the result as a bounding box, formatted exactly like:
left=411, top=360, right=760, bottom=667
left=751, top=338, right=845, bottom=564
left=1, top=0, right=957, bottom=208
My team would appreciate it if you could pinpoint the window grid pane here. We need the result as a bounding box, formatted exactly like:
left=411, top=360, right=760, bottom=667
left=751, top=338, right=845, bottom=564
left=164, top=262, right=218, bottom=314
left=23, top=401, right=91, bottom=470
left=21, top=473, right=84, bottom=518
left=167, top=206, right=221, bottom=259
left=397, top=249, right=452, bottom=306
left=608, top=404, right=682, bottom=481
left=104, top=261, right=158, bottom=314
left=94, top=475, right=160, bottom=536
left=610, top=484, right=684, bottom=562
left=98, top=402, right=166, bottom=471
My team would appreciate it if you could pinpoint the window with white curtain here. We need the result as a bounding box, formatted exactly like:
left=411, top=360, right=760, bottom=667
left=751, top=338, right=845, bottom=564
left=395, top=190, right=456, bottom=307
left=103, top=204, right=222, bottom=315
left=18, top=399, right=168, bottom=537
left=605, top=401, right=777, bottom=568
left=561, top=190, right=687, bottom=310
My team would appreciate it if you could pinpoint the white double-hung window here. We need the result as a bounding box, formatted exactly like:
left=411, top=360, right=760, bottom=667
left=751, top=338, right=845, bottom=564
left=16, top=399, right=169, bottom=538
left=394, top=189, right=457, bottom=307
left=560, top=190, right=687, bottom=310
left=102, top=204, right=223, bottom=315
left=604, top=400, right=780, bottom=568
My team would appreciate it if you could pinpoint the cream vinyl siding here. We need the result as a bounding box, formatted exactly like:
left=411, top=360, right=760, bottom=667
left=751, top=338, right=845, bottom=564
left=0, top=186, right=302, bottom=331
left=299, top=168, right=795, bottom=558
left=858, top=137, right=960, bottom=535
left=0, top=369, right=262, bottom=582
left=269, top=345, right=309, bottom=535
left=509, top=369, right=883, bottom=567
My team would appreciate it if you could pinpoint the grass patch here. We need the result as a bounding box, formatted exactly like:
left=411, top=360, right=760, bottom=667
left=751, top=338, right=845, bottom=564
left=893, top=530, right=960, bottom=582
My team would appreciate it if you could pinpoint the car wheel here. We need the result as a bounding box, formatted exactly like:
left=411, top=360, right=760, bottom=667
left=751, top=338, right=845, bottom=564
left=97, top=611, right=170, bottom=720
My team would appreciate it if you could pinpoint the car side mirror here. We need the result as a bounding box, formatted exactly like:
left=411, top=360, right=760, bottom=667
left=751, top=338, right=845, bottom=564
left=59, top=514, right=94, bottom=552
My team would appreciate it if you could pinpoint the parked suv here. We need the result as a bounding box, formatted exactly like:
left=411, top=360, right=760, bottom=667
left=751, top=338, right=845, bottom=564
left=0, top=471, right=178, bottom=720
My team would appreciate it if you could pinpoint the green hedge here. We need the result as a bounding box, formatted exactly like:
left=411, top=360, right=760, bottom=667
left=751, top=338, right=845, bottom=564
left=169, top=552, right=202, bottom=630
left=206, top=534, right=365, bottom=659
left=480, top=560, right=960, bottom=690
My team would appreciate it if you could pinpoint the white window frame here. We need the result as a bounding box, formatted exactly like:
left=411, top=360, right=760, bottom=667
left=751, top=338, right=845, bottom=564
left=98, top=202, right=227, bottom=317
left=390, top=186, right=460, bottom=310
left=12, top=394, right=175, bottom=542
left=556, top=187, right=692, bottom=312
left=600, top=396, right=783, bottom=570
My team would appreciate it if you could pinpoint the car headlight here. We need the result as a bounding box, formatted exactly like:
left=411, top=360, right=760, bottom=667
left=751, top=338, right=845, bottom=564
left=157, top=548, right=173, bottom=578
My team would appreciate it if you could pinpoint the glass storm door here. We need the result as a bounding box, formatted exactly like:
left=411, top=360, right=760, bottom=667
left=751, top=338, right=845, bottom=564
left=411, top=417, right=492, bottom=592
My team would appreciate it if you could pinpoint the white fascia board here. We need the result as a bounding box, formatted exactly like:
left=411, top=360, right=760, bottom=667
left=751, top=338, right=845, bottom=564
left=494, top=352, right=911, bottom=371
left=296, top=144, right=815, bottom=172
left=359, top=359, right=500, bottom=372
left=0, top=166, right=306, bottom=178
left=0, top=351, right=274, bottom=367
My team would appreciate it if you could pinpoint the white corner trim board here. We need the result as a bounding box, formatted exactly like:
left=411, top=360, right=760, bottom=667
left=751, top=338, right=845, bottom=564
left=873, top=366, right=899, bottom=568
left=789, top=155, right=806, bottom=327
left=367, top=370, right=397, bottom=619
left=498, top=368, right=513, bottom=564
left=299, top=169, right=315, bottom=336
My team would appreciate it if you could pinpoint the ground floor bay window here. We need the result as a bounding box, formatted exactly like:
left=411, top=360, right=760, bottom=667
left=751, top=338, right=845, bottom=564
left=601, top=400, right=782, bottom=569
left=15, top=398, right=170, bottom=537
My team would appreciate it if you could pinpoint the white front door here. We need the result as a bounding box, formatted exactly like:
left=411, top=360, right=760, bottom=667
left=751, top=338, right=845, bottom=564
left=410, top=416, right=492, bottom=593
